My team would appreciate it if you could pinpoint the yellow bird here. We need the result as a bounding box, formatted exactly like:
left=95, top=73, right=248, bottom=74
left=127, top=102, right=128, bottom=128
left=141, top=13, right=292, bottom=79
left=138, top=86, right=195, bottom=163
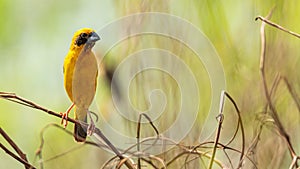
left=61, top=28, right=100, bottom=142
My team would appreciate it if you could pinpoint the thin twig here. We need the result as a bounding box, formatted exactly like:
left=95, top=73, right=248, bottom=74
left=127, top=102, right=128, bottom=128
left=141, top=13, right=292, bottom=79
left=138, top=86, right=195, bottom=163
left=223, top=149, right=234, bottom=169
left=246, top=73, right=280, bottom=160
left=268, top=74, right=300, bottom=112
left=0, top=92, right=136, bottom=169
left=0, top=92, right=77, bottom=123
left=0, top=143, right=36, bottom=169
left=165, top=150, right=224, bottom=169
left=257, top=10, right=299, bottom=168
left=208, top=90, right=225, bottom=169
left=206, top=91, right=246, bottom=169
left=255, top=16, right=300, bottom=39
left=258, top=13, right=297, bottom=159
left=289, top=156, right=300, bottom=169
left=0, top=127, right=36, bottom=169
left=34, top=123, right=108, bottom=168
left=0, top=127, right=30, bottom=169
left=281, top=77, right=300, bottom=112
left=136, top=113, right=160, bottom=169
left=195, top=141, right=258, bottom=169
left=224, top=92, right=245, bottom=168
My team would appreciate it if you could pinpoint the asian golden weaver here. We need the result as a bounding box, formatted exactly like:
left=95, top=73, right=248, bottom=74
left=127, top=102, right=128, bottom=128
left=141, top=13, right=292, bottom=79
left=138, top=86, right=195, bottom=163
left=61, top=28, right=100, bottom=142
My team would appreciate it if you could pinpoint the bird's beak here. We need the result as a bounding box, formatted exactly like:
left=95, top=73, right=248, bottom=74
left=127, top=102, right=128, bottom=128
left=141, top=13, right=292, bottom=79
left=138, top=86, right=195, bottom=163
left=88, top=32, right=100, bottom=43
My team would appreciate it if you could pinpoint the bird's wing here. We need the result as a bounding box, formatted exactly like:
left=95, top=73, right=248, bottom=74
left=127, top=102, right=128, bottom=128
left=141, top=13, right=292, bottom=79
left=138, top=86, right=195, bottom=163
left=72, top=49, right=98, bottom=111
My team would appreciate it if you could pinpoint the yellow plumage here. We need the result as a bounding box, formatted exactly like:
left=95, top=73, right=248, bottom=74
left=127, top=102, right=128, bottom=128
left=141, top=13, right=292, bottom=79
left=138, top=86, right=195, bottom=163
left=62, top=28, right=100, bottom=142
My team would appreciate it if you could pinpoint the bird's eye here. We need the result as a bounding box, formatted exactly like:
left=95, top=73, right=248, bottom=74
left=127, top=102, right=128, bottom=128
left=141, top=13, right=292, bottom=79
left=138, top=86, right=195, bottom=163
left=81, top=33, right=88, bottom=38
left=75, top=33, right=89, bottom=46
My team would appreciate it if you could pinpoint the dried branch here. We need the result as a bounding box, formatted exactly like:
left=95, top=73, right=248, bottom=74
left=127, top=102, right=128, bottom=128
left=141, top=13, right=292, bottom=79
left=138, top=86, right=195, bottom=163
left=208, top=90, right=225, bottom=169
left=289, top=156, right=300, bottom=169
left=0, top=127, right=36, bottom=169
left=0, top=92, right=135, bottom=169
left=0, top=143, right=36, bottom=169
left=224, top=92, right=245, bottom=168
left=256, top=9, right=300, bottom=168
left=255, top=16, right=300, bottom=39
left=0, top=92, right=76, bottom=123
left=136, top=113, right=160, bottom=168
left=34, top=123, right=108, bottom=169
left=196, top=141, right=258, bottom=169
left=281, top=77, right=300, bottom=112
left=0, top=127, right=30, bottom=169
left=208, top=90, right=246, bottom=169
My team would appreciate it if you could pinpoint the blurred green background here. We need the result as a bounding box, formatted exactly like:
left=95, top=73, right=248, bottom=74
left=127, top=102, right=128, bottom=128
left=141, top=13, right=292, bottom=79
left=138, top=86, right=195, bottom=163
left=1, top=0, right=300, bottom=168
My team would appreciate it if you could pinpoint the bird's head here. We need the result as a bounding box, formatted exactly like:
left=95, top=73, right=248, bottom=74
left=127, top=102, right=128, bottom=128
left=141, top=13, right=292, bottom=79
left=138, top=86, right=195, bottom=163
left=70, top=28, right=100, bottom=50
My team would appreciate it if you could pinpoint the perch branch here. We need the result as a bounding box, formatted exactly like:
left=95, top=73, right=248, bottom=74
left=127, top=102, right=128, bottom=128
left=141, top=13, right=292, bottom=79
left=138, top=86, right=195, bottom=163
left=0, top=92, right=135, bottom=169
left=0, top=128, right=35, bottom=169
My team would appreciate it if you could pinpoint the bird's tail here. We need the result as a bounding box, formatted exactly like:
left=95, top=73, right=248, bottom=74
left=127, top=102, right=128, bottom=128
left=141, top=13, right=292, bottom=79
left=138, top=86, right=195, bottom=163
left=74, top=107, right=87, bottom=142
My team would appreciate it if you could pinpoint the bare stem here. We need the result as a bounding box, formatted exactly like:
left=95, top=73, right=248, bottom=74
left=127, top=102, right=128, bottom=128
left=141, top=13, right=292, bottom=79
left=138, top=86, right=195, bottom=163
left=0, top=92, right=136, bottom=169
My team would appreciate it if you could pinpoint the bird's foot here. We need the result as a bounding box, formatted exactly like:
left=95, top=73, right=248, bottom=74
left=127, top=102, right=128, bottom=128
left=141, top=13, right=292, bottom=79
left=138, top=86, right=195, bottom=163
left=87, top=110, right=96, bottom=136
left=60, top=103, right=75, bottom=128
left=60, top=112, right=69, bottom=128
left=87, top=122, right=95, bottom=136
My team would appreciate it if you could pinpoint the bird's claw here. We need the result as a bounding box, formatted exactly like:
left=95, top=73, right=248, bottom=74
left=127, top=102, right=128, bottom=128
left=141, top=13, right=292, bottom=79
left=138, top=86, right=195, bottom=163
left=87, top=122, right=95, bottom=136
left=60, top=112, right=69, bottom=128
left=60, top=103, right=74, bottom=128
left=87, top=110, right=96, bottom=136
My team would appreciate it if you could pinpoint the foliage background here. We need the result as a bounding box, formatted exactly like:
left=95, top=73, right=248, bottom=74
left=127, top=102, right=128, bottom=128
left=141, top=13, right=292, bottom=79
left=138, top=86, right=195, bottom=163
left=1, top=0, right=300, bottom=168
